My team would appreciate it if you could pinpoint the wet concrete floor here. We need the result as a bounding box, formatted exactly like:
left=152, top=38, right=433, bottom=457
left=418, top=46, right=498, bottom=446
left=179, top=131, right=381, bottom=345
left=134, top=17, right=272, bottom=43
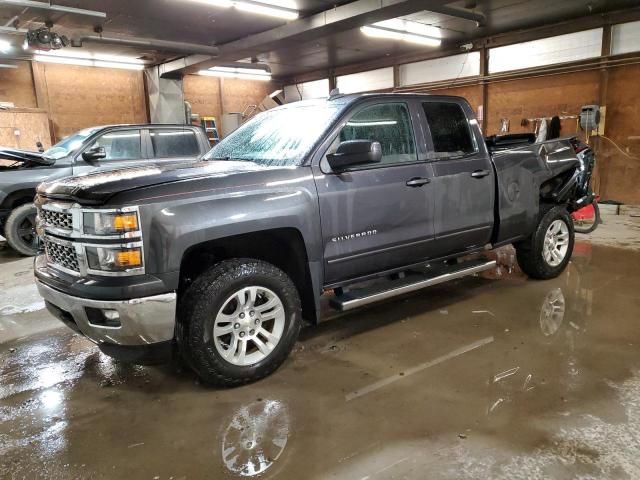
left=1, top=235, right=640, bottom=479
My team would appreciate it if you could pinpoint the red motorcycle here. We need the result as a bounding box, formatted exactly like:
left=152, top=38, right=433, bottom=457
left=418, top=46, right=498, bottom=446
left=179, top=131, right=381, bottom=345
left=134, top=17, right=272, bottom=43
left=572, top=194, right=600, bottom=234
left=569, top=139, right=600, bottom=234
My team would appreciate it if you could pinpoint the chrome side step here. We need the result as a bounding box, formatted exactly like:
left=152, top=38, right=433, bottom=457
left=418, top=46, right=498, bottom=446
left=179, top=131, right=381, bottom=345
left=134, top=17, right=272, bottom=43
left=330, top=259, right=497, bottom=312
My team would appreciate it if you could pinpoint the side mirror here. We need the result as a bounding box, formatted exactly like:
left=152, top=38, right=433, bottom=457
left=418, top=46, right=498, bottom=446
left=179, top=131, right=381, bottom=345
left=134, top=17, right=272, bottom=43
left=82, top=146, right=106, bottom=162
left=327, top=140, right=382, bottom=171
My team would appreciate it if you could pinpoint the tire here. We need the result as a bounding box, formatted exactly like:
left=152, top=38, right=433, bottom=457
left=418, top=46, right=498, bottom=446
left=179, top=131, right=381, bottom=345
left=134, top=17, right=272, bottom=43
left=4, top=203, right=40, bottom=256
left=177, top=258, right=302, bottom=387
left=574, top=201, right=600, bottom=234
left=515, top=205, right=574, bottom=280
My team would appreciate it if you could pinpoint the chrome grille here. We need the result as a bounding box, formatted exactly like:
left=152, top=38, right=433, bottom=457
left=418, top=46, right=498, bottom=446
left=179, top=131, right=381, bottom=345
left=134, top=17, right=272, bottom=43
left=41, top=209, right=73, bottom=231
left=44, top=240, right=79, bottom=273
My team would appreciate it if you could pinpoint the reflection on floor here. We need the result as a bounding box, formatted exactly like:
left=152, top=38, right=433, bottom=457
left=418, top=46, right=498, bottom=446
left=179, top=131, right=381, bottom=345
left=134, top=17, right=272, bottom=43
left=1, top=228, right=640, bottom=479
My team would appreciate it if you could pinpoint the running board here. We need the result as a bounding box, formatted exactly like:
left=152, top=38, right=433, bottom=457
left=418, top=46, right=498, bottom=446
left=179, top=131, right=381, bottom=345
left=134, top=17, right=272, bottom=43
left=330, top=259, right=497, bottom=312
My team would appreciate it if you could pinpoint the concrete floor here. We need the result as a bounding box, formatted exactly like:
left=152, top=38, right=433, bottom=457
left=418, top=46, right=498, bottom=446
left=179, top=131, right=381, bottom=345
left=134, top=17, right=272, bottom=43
left=1, top=218, right=639, bottom=479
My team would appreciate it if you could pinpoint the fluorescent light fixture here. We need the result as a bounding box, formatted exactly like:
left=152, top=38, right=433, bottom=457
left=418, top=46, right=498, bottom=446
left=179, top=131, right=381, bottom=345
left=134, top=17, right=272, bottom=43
left=361, top=18, right=441, bottom=47
left=0, top=39, right=11, bottom=54
left=0, top=63, right=18, bottom=69
left=235, top=1, right=298, bottom=19
left=199, top=65, right=272, bottom=80
left=34, top=50, right=146, bottom=70
left=187, top=0, right=233, bottom=6
left=186, top=0, right=298, bottom=19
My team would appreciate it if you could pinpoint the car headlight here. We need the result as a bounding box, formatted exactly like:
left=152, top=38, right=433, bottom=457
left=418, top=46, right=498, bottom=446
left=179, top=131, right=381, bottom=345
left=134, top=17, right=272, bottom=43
left=85, top=245, right=143, bottom=272
left=83, top=210, right=139, bottom=236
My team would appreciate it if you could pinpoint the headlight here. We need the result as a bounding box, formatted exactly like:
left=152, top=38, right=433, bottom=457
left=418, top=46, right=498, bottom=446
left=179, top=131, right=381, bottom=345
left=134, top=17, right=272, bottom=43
left=85, top=245, right=143, bottom=272
left=83, top=210, right=139, bottom=236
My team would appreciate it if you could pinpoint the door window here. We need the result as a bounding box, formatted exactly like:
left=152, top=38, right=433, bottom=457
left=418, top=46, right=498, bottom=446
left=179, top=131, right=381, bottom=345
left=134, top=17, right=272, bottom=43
left=88, top=130, right=142, bottom=161
left=333, top=103, right=417, bottom=166
left=422, top=102, right=477, bottom=158
left=150, top=129, right=201, bottom=158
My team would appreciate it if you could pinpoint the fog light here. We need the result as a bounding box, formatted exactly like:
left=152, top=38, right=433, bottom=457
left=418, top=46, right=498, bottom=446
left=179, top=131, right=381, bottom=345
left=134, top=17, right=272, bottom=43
left=85, top=307, right=121, bottom=327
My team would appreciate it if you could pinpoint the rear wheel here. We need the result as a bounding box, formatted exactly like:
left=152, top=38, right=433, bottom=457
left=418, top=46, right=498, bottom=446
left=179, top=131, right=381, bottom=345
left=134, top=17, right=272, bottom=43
left=4, top=203, right=40, bottom=256
left=515, top=205, right=574, bottom=280
left=177, top=259, right=302, bottom=387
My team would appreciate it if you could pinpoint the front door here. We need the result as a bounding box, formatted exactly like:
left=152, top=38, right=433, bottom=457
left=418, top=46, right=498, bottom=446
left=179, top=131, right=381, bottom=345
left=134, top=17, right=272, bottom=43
left=73, top=128, right=146, bottom=175
left=314, top=101, right=435, bottom=285
left=420, top=100, right=495, bottom=256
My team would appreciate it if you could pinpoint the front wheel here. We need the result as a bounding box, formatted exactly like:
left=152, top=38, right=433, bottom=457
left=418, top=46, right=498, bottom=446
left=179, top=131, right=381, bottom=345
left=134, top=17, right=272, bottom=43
left=177, top=259, right=302, bottom=387
left=4, top=203, right=40, bottom=256
left=515, top=205, right=575, bottom=280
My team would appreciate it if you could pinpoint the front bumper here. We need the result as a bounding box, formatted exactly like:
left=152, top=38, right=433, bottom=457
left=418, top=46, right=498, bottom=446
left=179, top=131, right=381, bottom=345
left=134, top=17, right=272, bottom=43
left=36, top=279, right=177, bottom=347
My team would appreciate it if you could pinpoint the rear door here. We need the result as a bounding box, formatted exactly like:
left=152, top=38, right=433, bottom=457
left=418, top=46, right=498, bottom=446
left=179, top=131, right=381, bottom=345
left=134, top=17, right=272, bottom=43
left=148, top=127, right=203, bottom=164
left=73, top=128, right=146, bottom=175
left=314, top=100, right=436, bottom=285
left=420, top=100, right=495, bottom=256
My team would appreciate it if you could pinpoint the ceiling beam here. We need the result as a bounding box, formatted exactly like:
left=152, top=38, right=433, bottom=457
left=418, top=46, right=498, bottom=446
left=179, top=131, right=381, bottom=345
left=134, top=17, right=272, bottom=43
left=159, top=0, right=484, bottom=77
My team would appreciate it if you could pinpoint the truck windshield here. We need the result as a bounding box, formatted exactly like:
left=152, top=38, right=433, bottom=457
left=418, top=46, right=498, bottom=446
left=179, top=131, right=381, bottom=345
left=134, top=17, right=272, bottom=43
left=204, top=103, right=340, bottom=167
left=44, top=127, right=100, bottom=160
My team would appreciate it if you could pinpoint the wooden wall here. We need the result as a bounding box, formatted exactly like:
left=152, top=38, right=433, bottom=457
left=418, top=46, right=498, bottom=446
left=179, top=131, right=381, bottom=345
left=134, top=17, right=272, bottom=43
left=0, top=62, right=38, bottom=108
left=34, top=62, right=148, bottom=141
left=0, top=109, right=51, bottom=150
left=596, top=64, right=640, bottom=204
left=183, top=74, right=280, bottom=133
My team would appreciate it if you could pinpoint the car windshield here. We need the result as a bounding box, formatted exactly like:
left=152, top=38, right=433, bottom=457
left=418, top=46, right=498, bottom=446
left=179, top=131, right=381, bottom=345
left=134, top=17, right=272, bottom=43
left=204, top=103, right=341, bottom=167
left=43, top=127, right=100, bottom=160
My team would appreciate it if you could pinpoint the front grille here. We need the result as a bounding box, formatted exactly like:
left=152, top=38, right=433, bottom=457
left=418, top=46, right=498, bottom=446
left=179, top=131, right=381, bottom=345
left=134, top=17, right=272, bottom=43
left=41, top=209, right=73, bottom=231
left=44, top=240, right=79, bottom=273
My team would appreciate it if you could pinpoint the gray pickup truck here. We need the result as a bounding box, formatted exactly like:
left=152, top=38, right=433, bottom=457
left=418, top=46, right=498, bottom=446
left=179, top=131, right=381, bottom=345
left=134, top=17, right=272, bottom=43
left=34, top=93, right=595, bottom=386
left=0, top=124, right=210, bottom=255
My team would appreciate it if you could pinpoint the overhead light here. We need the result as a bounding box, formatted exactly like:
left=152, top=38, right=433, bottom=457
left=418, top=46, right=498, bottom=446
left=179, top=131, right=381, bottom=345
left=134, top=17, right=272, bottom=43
left=34, top=51, right=146, bottom=70
left=0, top=63, right=18, bottom=69
left=186, top=0, right=298, bottom=19
left=235, top=1, right=298, bottom=19
left=199, top=66, right=272, bottom=80
left=0, top=39, right=11, bottom=54
left=361, top=18, right=441, bottom=47
left=187, top=0, right=233, bottom=6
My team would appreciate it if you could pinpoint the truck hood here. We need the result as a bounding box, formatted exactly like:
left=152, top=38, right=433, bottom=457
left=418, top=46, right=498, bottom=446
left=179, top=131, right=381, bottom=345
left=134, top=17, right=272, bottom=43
left=37, top=160, right=272, bottom=205
left=0, top=147, right=54, bottom=166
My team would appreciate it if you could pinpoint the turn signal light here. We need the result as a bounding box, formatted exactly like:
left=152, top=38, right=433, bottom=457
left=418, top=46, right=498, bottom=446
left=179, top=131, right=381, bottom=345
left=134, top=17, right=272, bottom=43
left=113, top=214, right=139, bottom=232
left=115, top=249, right=142, bottom=267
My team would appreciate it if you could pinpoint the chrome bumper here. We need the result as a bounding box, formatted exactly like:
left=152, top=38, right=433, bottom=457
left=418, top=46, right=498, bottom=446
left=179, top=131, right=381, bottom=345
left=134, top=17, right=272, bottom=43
left=36, top=280, right=176, bottom=346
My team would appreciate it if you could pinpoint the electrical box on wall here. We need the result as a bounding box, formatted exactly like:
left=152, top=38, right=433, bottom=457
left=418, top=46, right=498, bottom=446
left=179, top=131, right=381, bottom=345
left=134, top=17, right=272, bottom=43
left=580, top=104, right=605, bottom=135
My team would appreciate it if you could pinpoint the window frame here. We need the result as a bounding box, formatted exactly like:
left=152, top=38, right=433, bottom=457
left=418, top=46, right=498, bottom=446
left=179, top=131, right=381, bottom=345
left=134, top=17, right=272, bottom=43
left=76, top=127, right=146, bottom=163
left=319, top=100, right=422, bottom=173
left=149, top=127, right=202, bottom=159
left=419, top=100, right=480, bottom=162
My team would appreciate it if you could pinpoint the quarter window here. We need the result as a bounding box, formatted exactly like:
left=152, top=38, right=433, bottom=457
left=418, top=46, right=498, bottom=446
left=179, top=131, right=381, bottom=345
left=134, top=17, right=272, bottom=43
left=150, top=129, right=201, bottom=158
left=88, top=130, right=142, bottom=161
left=336, top=103, right=416, bottom=165
left=422, top=102, right=476, bottom=158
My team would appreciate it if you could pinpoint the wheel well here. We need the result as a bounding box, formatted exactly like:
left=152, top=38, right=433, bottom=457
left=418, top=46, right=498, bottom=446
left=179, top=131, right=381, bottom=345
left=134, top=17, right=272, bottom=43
left=179, top=228, right=317, bottom=323
left=1, top=189, right=36, bottom=210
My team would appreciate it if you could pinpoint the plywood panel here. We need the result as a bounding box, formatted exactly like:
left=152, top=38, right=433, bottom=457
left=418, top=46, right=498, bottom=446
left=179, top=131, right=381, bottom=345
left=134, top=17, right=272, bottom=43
left=595, top=64, right=640, bottom=204
left=41, top=63, right=147, bottom=141
left=183, top=74, right=280, bottom=135
left=486, top=71, right=600, bottom=136
left=183, top=74, right=222, bottom=121
left=0, top=61, right=37, bottom=108
left=0, top=110, right=51, bottom=150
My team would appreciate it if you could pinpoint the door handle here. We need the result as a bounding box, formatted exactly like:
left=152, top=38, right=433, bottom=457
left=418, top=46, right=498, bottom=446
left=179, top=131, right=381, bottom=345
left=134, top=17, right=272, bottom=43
left=471, top=169, right=491, bottom=178
left=406, top=177, right=431, bottom=187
